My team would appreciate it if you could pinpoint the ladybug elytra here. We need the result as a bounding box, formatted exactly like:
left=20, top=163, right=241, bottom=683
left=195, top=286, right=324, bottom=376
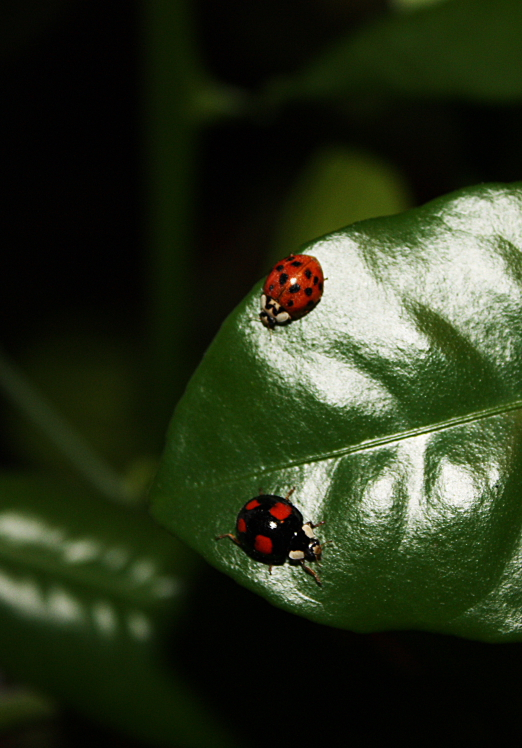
left=260, top=253, right=324, bottom=329
left=217, top=490, right=324, bottom=585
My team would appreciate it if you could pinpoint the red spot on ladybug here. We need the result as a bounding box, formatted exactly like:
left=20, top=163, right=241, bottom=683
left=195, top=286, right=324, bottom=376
left=269, top=501, right=293, bottom=520
left=254, top=534, right=273, bottom=555
left=237, top=518, right=247, bottom=533
left=217, top=493, right=324, bottom=586
left=259, top=254, right=324, bottom=329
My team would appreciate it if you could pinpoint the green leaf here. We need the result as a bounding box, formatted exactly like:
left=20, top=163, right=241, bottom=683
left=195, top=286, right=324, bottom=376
left=265, top=0, right=522, bottom=105
left=151, top=182, right=522, bottom=643
left=0, top=474, right=236, bottom=747
left=392, top=0, right=448, bottom=9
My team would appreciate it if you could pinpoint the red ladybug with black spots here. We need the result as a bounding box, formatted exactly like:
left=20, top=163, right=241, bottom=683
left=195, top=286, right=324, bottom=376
left=217, top=490, right=324, bottom=585
left=260, top=254, right=324, bottom=329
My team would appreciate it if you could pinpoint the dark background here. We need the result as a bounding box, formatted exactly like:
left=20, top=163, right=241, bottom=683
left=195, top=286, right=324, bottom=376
left=5, top=0, right=522, bottom=365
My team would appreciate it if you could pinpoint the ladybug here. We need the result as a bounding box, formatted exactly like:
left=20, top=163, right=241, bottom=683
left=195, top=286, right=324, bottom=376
left=260, top=253, right=324, bottom=329
left=217, top=489, right=324, bottom=585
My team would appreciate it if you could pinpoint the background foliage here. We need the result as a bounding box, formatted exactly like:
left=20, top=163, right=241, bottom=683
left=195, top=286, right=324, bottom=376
left=3, top=0, right=522, bottom=745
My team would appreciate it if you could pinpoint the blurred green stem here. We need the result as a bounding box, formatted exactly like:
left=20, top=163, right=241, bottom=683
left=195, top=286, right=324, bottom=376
left=142, top=1, right=250, bottom=448
left=141, top=0, right=204, bottom=445
left=0, top=348, right=131, bottom=504
left=0, top=688, right=57, bottom=732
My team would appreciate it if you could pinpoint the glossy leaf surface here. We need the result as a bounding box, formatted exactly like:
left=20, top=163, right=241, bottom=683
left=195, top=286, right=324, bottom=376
left=0, top=474, right=235, bottom=747
left=152, top=182, right=522, bottom=642
left=266, top=0, right=522, bottom=105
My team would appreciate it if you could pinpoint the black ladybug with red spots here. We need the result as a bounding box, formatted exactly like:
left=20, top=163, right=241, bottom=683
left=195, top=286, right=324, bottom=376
left=217, top=490, right=324, bottom=585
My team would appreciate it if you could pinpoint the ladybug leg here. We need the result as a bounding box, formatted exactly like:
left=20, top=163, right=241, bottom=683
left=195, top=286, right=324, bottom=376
left=309, top=520, right=325, bottom=530
left=269, top=566, right=273, bottom=574
left=216, top=533, right=241, bottom=546
left=284, top=487, right=296, bottom=501
left=300, top=561, right=322, bottom=587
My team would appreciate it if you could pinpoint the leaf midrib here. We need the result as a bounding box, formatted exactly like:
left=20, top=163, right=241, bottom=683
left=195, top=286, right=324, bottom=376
left=188, top=397, right=522, bottom=489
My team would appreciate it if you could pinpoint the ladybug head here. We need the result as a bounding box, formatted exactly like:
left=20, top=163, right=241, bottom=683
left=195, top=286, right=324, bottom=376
left=288, top=522, right=322, bottom=564
left=308, top=537, right=322, bottom=562
left=259, top=294, right=291, bottom=329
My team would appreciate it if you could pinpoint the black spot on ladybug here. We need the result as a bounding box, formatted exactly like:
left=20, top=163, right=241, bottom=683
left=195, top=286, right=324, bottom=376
left=314, top=276, right=319, bottom=285
left=289, top=283, right=301, bottom=293
left=305, top=287, right=313, bottom=297
left=276, top=264, right=284, bottom=272
left=307, top=300, right=315, bottom=307
left=286, top=300, right=294, bottom=307
left=279, top=273, right=289, bottom=285
left=291, top=260, right=303, bottom=267
left=269, top=284, right=274, bottom=291
left=305, top=268, right=312, bottom=279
